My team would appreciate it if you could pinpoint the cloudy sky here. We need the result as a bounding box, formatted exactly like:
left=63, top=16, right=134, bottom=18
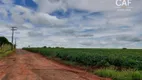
left=0, top=0, right=142, bottom=48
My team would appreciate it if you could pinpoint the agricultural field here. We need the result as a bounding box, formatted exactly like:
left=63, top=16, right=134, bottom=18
left=23, top=48, right=142, bottom=80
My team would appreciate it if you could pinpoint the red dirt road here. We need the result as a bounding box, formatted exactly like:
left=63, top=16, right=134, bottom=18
left=0, top=49, right=110, bottom=80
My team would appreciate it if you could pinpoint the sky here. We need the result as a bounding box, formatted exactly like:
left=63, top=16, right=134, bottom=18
left=0, top=0, right=142, bottom=48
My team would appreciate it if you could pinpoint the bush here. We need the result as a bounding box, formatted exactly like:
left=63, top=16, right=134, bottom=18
left=132, top=71, right=141, bottom=80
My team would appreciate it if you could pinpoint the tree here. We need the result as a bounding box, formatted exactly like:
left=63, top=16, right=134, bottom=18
left=43, top=46, right=47, bottom=48
left=0, top=37, right=13, bottom=49
left=0, top=37, right=9, bottom=47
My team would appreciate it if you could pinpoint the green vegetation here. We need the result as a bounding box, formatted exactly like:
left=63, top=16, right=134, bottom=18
left=0, top=37, right=13, bottom=58
left=0, top=50, right=14, bottom=58
left=95, top=68, right=142, bottom=80
left=23, top=48, right=142, bottom=80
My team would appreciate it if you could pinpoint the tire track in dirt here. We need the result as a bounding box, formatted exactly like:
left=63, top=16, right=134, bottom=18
left=0, top=49, right=111, bottom=80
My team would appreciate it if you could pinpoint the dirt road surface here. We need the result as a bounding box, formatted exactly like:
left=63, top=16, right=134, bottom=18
left=0, top=49, right=110, bottom=80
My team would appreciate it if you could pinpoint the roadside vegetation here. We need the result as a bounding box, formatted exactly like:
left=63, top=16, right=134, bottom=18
left=0, top=37, right=14, bottom=58
left=95, top=68, right=142, bottom=80
left=23, top=47, right=142, bottom=80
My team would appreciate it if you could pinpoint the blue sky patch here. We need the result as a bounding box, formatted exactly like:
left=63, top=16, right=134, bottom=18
left=50, top=9, right=89, bottom=19
left=14, top=0, right=37, bottom=10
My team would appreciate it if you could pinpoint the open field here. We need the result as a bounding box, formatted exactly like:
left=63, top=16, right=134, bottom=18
left=23, top=48, right=142, bottom=80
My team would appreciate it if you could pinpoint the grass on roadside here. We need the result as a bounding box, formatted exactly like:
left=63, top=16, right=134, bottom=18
left=94, top=68, right=142, bottom=80
left=0, top=50, right=14, bottom=58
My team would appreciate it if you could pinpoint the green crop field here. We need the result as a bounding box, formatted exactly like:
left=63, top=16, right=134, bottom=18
left=23, top=48, right=142, bottom=80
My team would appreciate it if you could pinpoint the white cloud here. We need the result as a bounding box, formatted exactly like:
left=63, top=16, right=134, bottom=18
left=33, top=0, right=141, bottom=13
left=22, top=23, right=34, bottom=29
left=9, top=5, right=66, bottom=26
left=34, top=0, right=66, bottom=13
left=29, top=12, right=66, bottom=26
left=0, top=8, right=8, bottom=19
left=0, top=0, right=142, bottom=48
left=33, top=0, right=116, bottom=13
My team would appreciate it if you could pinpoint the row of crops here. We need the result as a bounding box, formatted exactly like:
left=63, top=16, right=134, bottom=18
left=23, top=48, right=142, bottom=70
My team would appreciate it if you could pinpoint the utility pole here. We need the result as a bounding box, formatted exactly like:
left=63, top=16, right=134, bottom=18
left=15, top=38, right=17, bottom=49
left=11, top=27, right=17, bottom=50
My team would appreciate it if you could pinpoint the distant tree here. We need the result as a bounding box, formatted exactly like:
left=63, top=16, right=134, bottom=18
left=122, top=48, right=127, bottom=50
left=43, top=46, right=47, bottom=48
left=55, top=47, right=60, bottom=48
left=60, top=47, right=64, bottom=49
left=48, top=47, right=51, bottom=48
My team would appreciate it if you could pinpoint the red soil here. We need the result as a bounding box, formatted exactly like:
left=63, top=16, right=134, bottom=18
left=0, top=49, right=111, bottom=80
